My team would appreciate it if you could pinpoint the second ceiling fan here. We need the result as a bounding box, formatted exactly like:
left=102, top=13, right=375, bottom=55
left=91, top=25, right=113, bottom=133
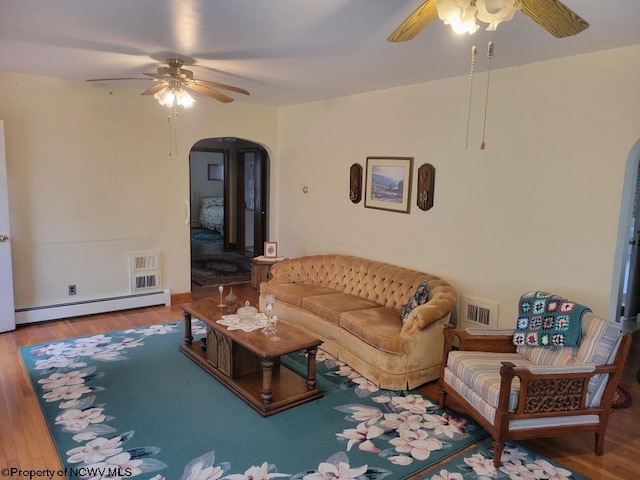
left=388, top=0, right=589, bottom=42
left=87, top=58, right=250, bottom=107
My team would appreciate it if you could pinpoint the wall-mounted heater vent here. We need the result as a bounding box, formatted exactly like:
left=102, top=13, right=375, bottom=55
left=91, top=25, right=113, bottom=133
left=129, top=250, right=161, bottom=293
left=460, top=295, right=499, bottom=329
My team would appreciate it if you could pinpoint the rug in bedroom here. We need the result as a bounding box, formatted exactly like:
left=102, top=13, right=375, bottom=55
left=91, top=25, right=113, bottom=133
left=191, top=252, right=252, bottom=286
left=191, top=228, right=223, bottom=246
left=21, top=321, right=491, bottom=480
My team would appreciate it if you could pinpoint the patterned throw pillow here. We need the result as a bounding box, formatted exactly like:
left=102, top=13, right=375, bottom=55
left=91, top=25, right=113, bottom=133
left=400, top=282, right=430, bottom=324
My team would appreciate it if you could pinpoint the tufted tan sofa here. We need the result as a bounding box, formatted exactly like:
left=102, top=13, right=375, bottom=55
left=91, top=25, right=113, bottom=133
left=259, top=254, right=457, bottom=390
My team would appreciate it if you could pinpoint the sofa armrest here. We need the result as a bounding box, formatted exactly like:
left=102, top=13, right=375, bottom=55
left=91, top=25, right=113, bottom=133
left=267, top=260, right=297, bottom=284
left=401, top=286, right=457, bottom=336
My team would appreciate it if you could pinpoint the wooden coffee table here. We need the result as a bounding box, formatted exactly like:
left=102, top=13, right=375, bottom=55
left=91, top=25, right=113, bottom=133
left=180, top=298, right=323, bottom=416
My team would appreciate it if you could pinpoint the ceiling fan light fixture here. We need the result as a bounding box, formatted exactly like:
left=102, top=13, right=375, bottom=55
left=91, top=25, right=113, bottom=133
left=436, top=0, right=520, bottom=35
left=154, top=86, right=175, bottom=107
left=153, top=86, right=195, bottom=108
left=436, top=0, right=479, bottom=35
left=475, top=0, right=520, bottom=31
left=175, top=89, right=195, bottom=108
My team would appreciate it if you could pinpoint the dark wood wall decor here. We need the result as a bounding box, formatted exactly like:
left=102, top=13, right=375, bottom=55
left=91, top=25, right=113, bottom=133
left=349, top=163, right=362, bottom=203
left=417, top=163, right=435, bottom=211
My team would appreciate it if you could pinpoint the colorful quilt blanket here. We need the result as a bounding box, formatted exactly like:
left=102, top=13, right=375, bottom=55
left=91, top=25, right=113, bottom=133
left=513, top=291, right=591, bottom=347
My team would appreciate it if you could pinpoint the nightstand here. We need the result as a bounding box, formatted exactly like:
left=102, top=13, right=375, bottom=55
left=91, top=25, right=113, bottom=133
left=251, top=256, right=286, bottom=290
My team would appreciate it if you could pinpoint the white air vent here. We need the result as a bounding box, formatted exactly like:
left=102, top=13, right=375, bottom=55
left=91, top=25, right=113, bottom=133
left=460, top=295, right=499, bottom=329
left=129, top=250, right=161, bottom=293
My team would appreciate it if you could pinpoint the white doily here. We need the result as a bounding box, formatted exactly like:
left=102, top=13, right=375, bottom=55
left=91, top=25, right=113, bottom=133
left=216, top=313, right=269, bottom=332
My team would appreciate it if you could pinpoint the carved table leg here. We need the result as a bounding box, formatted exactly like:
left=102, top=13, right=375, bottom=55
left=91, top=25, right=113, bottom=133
left=183, top=311, right=193, bottom=345
left=306, top=346, right=318, bottom=390
left=261, top=357, right=274, bottom=405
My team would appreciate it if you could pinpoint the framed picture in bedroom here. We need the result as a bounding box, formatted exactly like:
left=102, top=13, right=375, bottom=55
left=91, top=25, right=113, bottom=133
left=208, top=164, right=224, bottom=181
left=264, top=241, right=278, bottom=258
left=364, top=156, right=413, bottom=213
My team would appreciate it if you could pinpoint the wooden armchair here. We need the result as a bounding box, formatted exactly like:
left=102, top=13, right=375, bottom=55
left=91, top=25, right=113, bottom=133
left=438, top=311, right=631, bottom=467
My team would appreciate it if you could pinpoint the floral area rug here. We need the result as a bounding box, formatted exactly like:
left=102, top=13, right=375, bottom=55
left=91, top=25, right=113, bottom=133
left=21, top=321, right=488, bottom=480
left=191, top=252, right=252, bottom=286
left=414, top=437, right=589, bottom=480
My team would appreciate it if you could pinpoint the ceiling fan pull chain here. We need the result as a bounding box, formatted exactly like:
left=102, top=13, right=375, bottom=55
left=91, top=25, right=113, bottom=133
left=166, top=108, right=180, bottom=158
left=167, top=114, right=173, bottom=157
left=480, top=33, right=495, bottom=150
left=465, top=42, right=478, bottom=150
left=173, top=108, right=179, bottom=157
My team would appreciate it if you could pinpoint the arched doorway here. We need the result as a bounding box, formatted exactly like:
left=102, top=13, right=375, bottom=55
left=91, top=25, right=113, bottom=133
left=189, top=137, right=270, bottom=289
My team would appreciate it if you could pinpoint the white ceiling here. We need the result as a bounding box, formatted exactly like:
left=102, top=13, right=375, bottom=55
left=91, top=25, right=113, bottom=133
left=1, top=0, right=639, bottom=107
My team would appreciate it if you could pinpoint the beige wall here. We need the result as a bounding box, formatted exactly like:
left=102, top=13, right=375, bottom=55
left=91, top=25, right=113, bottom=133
left=3, top=45, right=640, bottom=325
left=0, top=71, right=278, bottom=307
left=277, top=45, right=640, bottom=326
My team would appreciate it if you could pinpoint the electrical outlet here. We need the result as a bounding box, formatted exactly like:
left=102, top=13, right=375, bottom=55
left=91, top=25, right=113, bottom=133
left=68, top=284, right=77, bottom=296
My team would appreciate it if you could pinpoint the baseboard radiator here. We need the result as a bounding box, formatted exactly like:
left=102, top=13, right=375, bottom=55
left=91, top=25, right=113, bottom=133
left=15, top=289, right=171, bottom=326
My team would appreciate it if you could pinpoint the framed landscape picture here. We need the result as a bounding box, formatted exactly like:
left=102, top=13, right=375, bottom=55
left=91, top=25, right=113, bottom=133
left=364, top=156, right=413, bottom=213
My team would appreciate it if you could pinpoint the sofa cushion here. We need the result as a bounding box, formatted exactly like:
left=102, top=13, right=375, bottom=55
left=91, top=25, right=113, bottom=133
left=339, top=307, right=405, bottom=354
left=261, top=283, right=336, bottom=308
left=302, top=293, right=380, bottom=324
left=400, top=281, right=429, bottom=324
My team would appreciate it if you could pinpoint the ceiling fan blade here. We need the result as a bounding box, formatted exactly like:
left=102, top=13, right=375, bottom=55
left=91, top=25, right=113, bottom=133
left=193, top=79, right=250, bottom=96
left=520, top=0, right=589, bottom=38
left=387, top=0, right=438, bottom=42
left=86, top=77, right=153, bottom=82
left=140, top=82, right=168, bottom=96
left=185, top=83, right=234, bottom=103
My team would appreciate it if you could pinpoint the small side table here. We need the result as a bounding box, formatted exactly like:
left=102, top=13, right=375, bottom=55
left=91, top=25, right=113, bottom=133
left=251, top=256, right=285, bottom=290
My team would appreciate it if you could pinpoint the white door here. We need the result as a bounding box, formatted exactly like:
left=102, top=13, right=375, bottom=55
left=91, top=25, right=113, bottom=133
left=0, top=121, right=16, bottom=332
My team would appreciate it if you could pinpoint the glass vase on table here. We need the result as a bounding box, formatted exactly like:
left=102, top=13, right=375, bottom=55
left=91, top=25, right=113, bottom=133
left=269, top=315, right=280, bottom=341
left=217, top=285, right=225, bottom=308
left=262, top=294, right=275, bottom=334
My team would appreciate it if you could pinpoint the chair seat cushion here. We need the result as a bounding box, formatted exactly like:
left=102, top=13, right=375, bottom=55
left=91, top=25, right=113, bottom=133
left=444, top=368, right=600, bottom=427
left=446, top=351, right=533, bottom=411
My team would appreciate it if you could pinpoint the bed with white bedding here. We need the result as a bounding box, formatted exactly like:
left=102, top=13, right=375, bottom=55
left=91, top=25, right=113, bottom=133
left=199, top=196, right=224, bottom=234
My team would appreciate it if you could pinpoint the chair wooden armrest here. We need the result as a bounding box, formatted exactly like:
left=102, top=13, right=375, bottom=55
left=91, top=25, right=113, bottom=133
left=442, top=324, right=516, bottom=354
left=439, top=324, right=517, bottom=385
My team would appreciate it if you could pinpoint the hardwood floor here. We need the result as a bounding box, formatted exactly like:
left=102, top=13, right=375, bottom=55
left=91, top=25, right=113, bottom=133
left=1, top=282, right=639, bottom=479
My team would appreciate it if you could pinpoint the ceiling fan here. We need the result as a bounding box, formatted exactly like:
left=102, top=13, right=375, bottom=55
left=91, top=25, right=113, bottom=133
left=86, top=58, right=250, bottom=105
left=388, top=0, right=589, bottom=42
